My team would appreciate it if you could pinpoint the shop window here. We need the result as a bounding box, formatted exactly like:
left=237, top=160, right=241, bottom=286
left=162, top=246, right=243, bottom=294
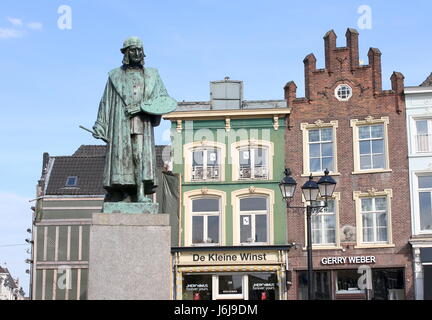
left=182, top=274, right=212, bottom=300
left=238, top=147, right=269, bottom=180
left=298, top=271, right=331, bottom=300
left=418, top=175, right=432, bottom=231
left=371, top=269, right=405, bottom=300
left=336, top=269, right=362, bottom=294
left=424, top=265, right=432, bottom=300
left=218, top=275, right=243, bottom=295
left=192, top=197, right=220, bottom=245
left=239, top=196, right=268, bottom=244
left=248, top=273, right=278, bottom=300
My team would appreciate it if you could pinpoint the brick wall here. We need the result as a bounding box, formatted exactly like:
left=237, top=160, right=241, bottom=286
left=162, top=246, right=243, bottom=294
left=283, top=28, right=413, bottom=300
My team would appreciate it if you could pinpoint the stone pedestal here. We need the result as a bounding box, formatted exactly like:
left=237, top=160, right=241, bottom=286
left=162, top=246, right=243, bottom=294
left=87, top=213, right=171, bottom=300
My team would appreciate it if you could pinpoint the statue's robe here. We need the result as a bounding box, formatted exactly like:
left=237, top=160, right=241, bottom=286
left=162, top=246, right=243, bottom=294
left=93, top=66, right=176, bottom=191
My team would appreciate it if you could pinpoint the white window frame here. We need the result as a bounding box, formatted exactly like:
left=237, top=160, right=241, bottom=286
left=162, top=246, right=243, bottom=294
left=301, top=120, right=339, bottom=176
left=183, top=141, right=226, bottom=182
left=191, top=148, right=221, bottom=181
left=335, top=84, right=353, bottom=101
left=413, top=172, right=432, bottom=234
left=231, top=140, right=274, bottom=181
left=238, top=147, right=269, bottom=180
left=191, top=197, right=221, bottom=245
left=360, top=197, right=388, bottom=244
left=183, top=189, right=226, bottom=247
left=353, top=189, right=394, bottom=248
left=351, top=117, right=391, bottom=174
left=302, top=192, right=341, bottom=250
left=414, top=118, right=432, bottom=153
left=239, top=196, right=269, bottom=245
left=232, top=188, right=274, bottom=245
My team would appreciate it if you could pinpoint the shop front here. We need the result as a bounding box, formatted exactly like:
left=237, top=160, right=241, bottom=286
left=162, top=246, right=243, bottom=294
left=172, top=245, right=292, bottom=300
left=293, top=255, right=407, bottom=300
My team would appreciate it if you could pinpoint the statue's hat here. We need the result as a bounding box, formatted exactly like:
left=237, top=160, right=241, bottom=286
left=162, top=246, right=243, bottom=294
left=121, top=36, right=145, bottom=56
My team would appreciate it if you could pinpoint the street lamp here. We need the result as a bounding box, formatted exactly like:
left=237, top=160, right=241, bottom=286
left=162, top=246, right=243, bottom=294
left=279, top=168, right=336, bottom=300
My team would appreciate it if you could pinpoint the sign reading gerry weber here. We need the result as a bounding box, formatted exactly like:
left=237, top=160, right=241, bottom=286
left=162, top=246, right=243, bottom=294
left=321, top=256, right=377, bottom=265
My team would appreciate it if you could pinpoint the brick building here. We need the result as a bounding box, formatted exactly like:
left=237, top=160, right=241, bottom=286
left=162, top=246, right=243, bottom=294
left=284, top=28, right=413, bottom=299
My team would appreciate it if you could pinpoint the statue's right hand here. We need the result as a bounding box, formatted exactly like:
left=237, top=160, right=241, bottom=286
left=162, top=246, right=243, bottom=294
left=92, top=126, right=107, bottom=142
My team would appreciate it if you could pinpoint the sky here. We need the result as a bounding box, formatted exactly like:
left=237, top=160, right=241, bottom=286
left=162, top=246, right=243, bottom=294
left=0, top=0, right=431, bottom=296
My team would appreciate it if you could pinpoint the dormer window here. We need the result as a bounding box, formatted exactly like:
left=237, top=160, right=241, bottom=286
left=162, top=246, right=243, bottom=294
left=65, top=176, right=78, bottom=187
left=335, top=84, right=352, bottom=101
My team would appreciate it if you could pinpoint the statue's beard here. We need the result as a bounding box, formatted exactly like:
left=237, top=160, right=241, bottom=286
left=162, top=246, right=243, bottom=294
left=122, top=53, right=144, bottom=67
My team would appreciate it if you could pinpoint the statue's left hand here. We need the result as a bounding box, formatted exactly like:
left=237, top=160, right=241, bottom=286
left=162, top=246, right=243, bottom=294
left=126, top=103, right=141, bottom=117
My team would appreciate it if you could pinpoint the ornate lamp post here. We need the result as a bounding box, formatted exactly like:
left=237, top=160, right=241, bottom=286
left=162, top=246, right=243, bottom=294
left=279, top=168, right=336, bottom=300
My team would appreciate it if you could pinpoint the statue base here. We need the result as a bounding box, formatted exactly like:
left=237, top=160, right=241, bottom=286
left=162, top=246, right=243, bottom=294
left=102, top=202, right=159, bottom=214
left=87, top=212, right=171, bottom=300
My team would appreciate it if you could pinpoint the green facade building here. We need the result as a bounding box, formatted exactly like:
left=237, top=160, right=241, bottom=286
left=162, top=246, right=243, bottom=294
left=165, top=79, right=292, bottom=300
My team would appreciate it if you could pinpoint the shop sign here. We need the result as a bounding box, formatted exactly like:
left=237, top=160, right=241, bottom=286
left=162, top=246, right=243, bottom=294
left=178, top=250, right=280, bottom=265
left=321, top=256, right=376, bottom=265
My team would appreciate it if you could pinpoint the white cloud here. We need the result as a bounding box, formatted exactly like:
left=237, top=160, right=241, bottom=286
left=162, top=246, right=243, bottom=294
left=27, top=22, right=43, bottom=31
left=7, top=17, right=22, bottom=27
left=0, top=28, right=25, bottom=39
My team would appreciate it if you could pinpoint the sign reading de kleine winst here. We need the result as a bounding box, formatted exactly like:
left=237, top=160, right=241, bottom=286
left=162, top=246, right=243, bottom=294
left=177, top=251, right=281, bottom=266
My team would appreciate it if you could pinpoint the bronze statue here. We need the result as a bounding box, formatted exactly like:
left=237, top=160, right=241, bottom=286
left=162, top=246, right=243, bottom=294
left=92, top=36, right=176, bottom=203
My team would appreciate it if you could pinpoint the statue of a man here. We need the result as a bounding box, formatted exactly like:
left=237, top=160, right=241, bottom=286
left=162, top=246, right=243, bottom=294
left=92, top=37, right=176, bottom=203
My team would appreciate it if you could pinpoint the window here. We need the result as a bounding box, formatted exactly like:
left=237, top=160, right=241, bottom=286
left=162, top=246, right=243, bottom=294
left=239, top=196, right=268, bottom=244
left=351, top=117, right=390, bottom=174
left=65, top=176, right=77, bottom=187
left=238, top=147, right=269, bottom=180
left=191, top=197, right=220, bottom=245
left=183, top=142, right=226, bottom=182
left=361, top=197, right=388, bottom=243
left=308, top=128, right=334, bottom=172
left=418, top=175, right=432, bottom=231
left=359, top=124, right=385, bottom=170
left=311, top=200, right=336, bottom=245
left=415, top=119, right=432, bottom=153
left=231, top=140, right=274, bottom=181
left=336, top=270, right=362, bottom=293
left=248, top=273, right=279, bottom=300
left=354, top=189, right=393, bottom=248
left=335, top=84, right=352, bottom=101
left=298, top=271, right=331, bottom=300
left=192, top=148, right=220, bottom=181
left=182, top=274, right=212, bottom=300
left=301, top=121, right=339, bottom=176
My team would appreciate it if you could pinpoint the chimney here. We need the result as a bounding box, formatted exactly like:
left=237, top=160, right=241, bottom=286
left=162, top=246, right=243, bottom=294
left=303, top=54, right=317, bottom=100
left=391, top=72, right=405, bottom=113
left=346, top=28, right=359, bottom=70
left=284, top=81, right=297, bottom=105
left=368, top=48, right=382, bottom=94
left=323, top=30, right=337, bottom=72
